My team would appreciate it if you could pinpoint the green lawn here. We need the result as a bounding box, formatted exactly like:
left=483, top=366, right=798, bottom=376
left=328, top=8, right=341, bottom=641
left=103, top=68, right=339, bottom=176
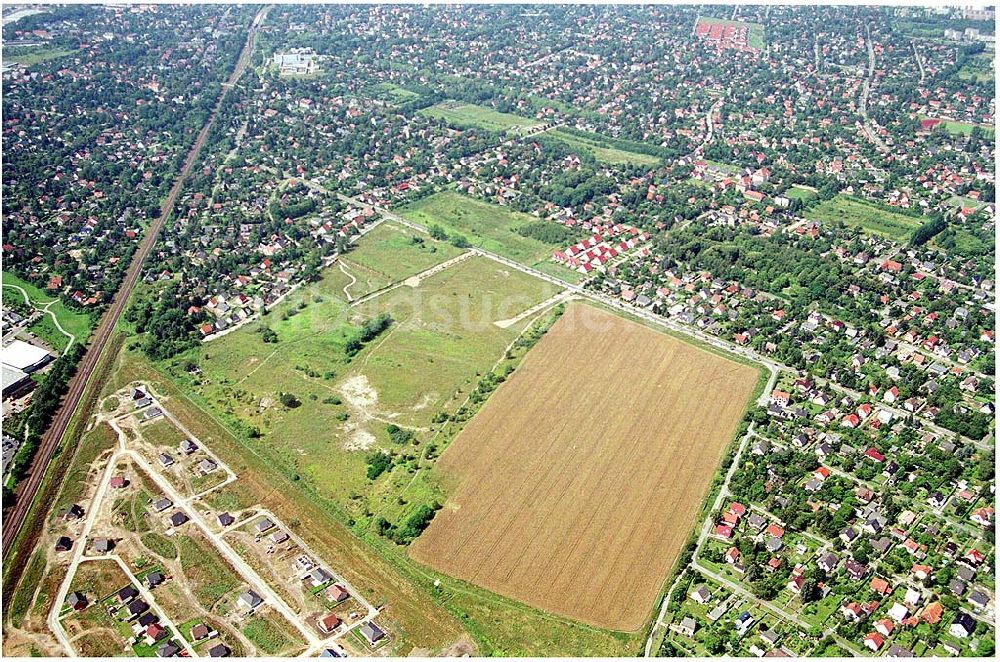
left=804, top=195, right=922, bottom=241
left=945, top=195, right=986, bottom=210
left=785, top=185, right=818, bottom=202
left=919, top=115, right=995, bottom=138
left=4, top=47, right=78, bottom=67
left=541, top=128, right=660, bottom=166
left=398, top=191, right=581, bottom=280
left=420, top=101, right=542, bottom=134
left=339, top=221, right=464, bottom=297
left=375, top=82, right=421, bottom=104
left=1, top=270, right=93, bottom=350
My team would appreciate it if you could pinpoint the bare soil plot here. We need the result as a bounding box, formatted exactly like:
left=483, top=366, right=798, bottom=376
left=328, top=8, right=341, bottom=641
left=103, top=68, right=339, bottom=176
left=410, top=303, right=758, bottom=630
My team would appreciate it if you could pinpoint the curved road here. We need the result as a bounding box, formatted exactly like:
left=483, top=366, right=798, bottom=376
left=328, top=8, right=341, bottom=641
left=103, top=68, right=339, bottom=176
left=2, top=6, right=268, bottom=556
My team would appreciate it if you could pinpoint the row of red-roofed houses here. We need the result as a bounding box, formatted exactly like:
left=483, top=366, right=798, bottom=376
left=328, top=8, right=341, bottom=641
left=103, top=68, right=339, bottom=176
left=551, top=224, right=651, bottom=274
left=712, top=501, right=786, bottom=544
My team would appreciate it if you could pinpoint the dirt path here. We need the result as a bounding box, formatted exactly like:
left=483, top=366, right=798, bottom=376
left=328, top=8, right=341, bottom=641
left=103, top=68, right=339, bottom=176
left=494, top=290, right=570, bottom=328
left=1, top=283, right=76, bottom=354
left=338, top=262, right=357, bottom=302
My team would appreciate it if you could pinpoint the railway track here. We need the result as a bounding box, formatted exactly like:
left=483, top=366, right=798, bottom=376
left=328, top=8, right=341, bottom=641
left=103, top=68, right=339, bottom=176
left=1, top=7, right=267, bottom=555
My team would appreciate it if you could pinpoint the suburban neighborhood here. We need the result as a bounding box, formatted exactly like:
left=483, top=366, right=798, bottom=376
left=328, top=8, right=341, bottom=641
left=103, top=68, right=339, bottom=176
left=2, top=3, right=995, bottom=659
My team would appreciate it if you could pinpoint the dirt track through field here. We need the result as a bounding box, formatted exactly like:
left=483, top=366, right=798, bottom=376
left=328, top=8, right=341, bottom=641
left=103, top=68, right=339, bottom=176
left=410, top=303, right=758, bottom=630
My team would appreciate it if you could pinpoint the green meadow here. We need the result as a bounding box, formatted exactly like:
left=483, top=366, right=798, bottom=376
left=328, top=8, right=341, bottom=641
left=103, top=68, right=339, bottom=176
left=804, top=195, right=922, bottom=241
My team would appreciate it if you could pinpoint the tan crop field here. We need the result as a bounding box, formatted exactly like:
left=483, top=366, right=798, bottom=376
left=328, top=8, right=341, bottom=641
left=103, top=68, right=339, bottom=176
left=410, top=303, right=758, bottom=630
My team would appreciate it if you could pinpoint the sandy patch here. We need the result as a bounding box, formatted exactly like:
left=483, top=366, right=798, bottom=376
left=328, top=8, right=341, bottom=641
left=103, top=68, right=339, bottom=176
left=404, top=275, right=421, bottom=288
left=343, top=426, right=376, bottom=451
left=340, top=375, right=378, bottom=408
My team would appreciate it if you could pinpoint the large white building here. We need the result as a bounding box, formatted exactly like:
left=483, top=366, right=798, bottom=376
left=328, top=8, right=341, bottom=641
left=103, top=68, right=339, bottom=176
left=272, top=48, right=318, bottom=75
left=1, top=339, right=52, bottom=402
left=1, top=339, right=52, bottom=373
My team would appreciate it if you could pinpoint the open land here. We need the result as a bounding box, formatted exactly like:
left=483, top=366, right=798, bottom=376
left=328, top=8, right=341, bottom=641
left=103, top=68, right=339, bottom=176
left=398, top=191, right=582, bottom=282
left=419, top=101, right=542, bottom=134
left=98, top=308, right=648, bottom=656
left=957, top=52, right=994, bottom=83
left=541, top=128, right=661, bottom=166
left=3, top=47, right=78, bottom=67
left=784, top=185, right=818, bottom=202
left=336, top=221, right=464, bottom=299
left=410, top=303, right=759, bottom=631
left=803, top=195, right=922, bottom=241
left=165, top=255, right=558, bottom=507
left=919, top=114, right=995, bottom=138
left=375, top=82, right=422, bottom=104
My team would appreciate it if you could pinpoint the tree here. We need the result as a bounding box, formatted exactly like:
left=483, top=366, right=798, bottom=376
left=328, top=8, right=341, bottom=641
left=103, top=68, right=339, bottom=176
left=366, top=451, right=392, bottom=480
left=386, top=424, right=414, bottom=445
left=279, top=392, right=301, bottom=408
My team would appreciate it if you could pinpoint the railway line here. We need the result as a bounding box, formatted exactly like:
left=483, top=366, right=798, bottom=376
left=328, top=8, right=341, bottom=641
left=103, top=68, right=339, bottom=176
left=1, top=7, right=268, bottom=556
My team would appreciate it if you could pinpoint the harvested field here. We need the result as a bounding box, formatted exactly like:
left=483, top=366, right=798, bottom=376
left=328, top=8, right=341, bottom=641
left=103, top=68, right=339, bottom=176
left=410, top=303, right=758, bottom=630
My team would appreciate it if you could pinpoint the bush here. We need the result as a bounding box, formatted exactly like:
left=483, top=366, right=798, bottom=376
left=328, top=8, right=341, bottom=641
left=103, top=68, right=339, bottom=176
left=278, top=392, right=301, bottom=408
left=345, top=313, right=393, bottom=357
left=366, top=451, right=392, bottom=480
left=386, top=424, right=414, bottom=445
left=910, top=215, right=946, bottom=246
left=377, top=502, right=443, bottom=545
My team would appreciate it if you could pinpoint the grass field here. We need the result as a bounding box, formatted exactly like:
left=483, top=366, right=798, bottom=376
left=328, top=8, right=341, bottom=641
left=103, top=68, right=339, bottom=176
left=957, top=53, right=994, bottom=83
left=541, top=128, right=660, bottom=166
left=242, top=612, right=304, bottom=655
left=420, top=101, right=542, bottom=134
left=919, top=115, right=995, bottom=138
left=695, top=16, right=766, bottom=49
left=375, top=82, right=422, bottom=104
left=68, top=559, right=130, bottom=601
left=804, top=195, right=922, bottom=241
left=398, top=192, right=581, bottom=281
left=4, top=47, right=78, bottom=67
left=1, top=271, right=93, bottom=351
left=175, top=533, right=242, bottom=612
left=784, top=184, right=817, bottom=202
left=410, top=303, right=758, bottom=630
left=945, top=195, right=986, bottom=210
left=167, top=255, right=558, bottom=507
left=141, top=418, right=187, bottom=449
left=338, top=221, right=464, bottom=298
